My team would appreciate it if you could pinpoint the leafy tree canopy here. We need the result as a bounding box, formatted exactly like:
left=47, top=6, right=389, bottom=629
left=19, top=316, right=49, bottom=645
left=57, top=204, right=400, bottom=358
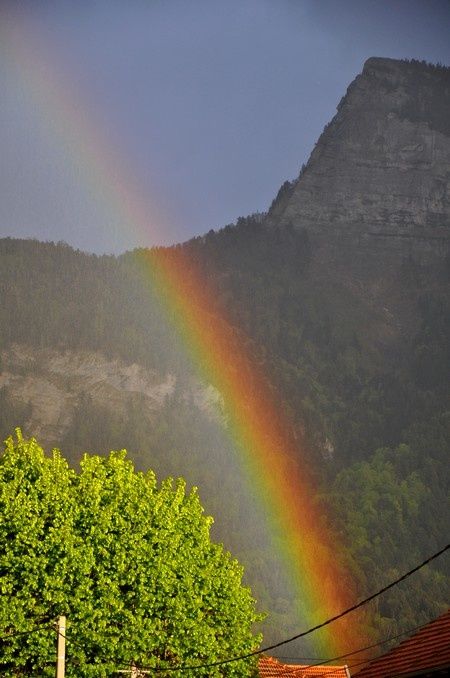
left=0, top=431, right=262, bottom=677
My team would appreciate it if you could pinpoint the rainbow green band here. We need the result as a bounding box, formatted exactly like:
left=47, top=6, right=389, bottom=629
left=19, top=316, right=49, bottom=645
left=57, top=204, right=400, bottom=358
left=1, top=12, right=367, bottom=656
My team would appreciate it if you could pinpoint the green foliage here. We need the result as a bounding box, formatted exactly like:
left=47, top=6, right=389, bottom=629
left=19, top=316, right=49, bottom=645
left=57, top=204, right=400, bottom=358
left=325, top=442, right=450, bottom=632
left=0, top=431, right=262, bottom=677
left=1, top=233, right=449, bottom=644
left=0, top=238, right=182, bottom=372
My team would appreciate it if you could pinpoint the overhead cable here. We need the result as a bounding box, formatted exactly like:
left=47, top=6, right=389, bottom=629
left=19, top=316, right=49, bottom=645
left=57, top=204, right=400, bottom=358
left=0, top=623, right=53, bottom=641
left=135, top=542, right=450, bottom=672
left=272, top=618, right=435, bottom=667
left=60, top=543, right=449, bottom=673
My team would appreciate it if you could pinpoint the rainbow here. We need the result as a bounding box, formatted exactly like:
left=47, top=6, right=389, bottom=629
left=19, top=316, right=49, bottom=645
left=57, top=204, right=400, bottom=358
left=0, top=10, right=367, bottom=656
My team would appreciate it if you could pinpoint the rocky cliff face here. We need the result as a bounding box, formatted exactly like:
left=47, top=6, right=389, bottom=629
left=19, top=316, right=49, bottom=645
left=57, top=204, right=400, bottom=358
left=268, top=58, right=450, bottom=267
left=0, top=344, right=223, bottom=451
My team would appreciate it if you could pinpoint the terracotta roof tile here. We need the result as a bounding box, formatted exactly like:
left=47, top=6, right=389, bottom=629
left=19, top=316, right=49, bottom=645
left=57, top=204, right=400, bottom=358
left=259, top=656, right=349, bottom=677
left=355, top=609, right=450, bottom=678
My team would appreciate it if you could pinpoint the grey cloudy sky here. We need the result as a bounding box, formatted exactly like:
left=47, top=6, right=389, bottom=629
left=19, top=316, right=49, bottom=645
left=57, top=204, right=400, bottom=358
left=1, top=0, right=449, bottom=254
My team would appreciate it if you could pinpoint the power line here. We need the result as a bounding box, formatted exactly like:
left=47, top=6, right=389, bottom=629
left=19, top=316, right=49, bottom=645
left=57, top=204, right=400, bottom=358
left=133, top=542, right=450, bottom=672
left=273, top=619, right=433, bottom=665
left=57, top=632, right=131, bottom=671
left=337, top=645, right=408, bottom=677
left=0, top=539, right=443, bottom=675
left=80, top=618, right=438, bottom=677
left=0, top=622, right=53, bottom=641
left=256, top=619, right=440, bottom=678
left=60, top=543, right=448, bottom=673
left=341, top=612, right=450, bottom=677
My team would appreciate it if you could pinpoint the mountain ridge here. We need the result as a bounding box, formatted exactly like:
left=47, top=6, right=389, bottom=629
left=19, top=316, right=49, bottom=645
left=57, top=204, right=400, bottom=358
left=267, top=56, right=450, bottom=268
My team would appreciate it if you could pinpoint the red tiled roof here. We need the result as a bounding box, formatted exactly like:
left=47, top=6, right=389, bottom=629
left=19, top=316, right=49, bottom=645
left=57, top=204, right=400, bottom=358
left=355, top=609, right=450, bottom=678
left=259, top=656, right=349, bottom=677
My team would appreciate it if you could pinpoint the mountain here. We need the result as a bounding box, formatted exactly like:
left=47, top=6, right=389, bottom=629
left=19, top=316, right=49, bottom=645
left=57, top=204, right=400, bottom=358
left=269, top=57, right=449, bottom=264
left=0, top=57, right=449, bottom=647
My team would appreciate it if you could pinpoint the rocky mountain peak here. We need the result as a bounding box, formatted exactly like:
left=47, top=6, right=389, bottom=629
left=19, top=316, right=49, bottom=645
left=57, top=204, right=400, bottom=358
left=268, top=57, right=450, bottom=267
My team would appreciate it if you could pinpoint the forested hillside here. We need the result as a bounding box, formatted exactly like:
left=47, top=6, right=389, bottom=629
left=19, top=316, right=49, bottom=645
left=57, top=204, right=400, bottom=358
left=1, top=56, right=449, bottom=652
left=0, top=230, right=448, bottom=647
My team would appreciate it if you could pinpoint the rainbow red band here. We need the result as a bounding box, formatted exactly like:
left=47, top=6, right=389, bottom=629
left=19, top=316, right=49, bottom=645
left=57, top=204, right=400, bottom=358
left=1, top=10, right=367, bottom=655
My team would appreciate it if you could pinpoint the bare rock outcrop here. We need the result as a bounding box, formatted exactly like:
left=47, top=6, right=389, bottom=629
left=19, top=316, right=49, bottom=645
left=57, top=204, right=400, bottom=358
left=269, top=58, right=450, bottom=266
left=0, top=344, right=223, bottom=450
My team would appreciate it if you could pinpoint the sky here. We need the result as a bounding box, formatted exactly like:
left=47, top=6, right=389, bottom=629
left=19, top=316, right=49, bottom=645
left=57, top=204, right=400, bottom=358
left=0, top=0, right=449, bottom=254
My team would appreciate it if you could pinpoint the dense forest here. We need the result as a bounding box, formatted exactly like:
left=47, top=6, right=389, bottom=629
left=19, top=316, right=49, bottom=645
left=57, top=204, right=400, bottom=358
left=0, top=232, right=448, bottom=652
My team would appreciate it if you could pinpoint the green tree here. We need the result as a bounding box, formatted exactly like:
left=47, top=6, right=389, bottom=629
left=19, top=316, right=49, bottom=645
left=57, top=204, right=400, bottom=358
left=0, top=431, right=262, bottom=677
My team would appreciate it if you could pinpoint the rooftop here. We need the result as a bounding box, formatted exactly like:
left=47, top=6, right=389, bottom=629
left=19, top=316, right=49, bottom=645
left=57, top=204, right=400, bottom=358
left=259, top=656, right=349, bottom=678
left=355, top=609, right=450, bottom=678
